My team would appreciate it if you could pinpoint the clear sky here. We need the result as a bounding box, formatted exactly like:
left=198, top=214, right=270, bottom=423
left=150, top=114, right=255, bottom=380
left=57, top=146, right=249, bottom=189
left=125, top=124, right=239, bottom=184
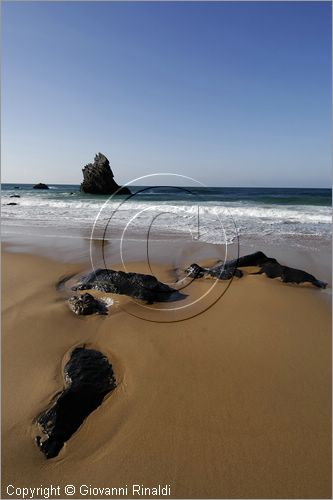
left=2, top=1, right=331, bottom=187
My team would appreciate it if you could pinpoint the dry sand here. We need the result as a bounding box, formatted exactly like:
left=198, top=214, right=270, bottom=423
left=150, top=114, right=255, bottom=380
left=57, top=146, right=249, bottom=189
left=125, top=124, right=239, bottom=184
left=1, top=250, right=331, bottom=498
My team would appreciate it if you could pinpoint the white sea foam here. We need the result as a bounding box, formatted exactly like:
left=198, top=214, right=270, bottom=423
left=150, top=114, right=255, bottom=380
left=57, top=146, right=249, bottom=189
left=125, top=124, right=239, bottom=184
left=2, top=191, right=331, bottom=247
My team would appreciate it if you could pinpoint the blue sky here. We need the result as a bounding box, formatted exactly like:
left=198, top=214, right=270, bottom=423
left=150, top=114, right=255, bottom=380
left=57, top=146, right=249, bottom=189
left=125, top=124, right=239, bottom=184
left=2, top=1, right=331, bottom=187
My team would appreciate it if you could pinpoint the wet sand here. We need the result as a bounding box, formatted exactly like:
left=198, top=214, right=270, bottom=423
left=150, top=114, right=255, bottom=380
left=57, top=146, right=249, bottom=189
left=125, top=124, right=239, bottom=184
left=1, top=249, right=332, bottom=498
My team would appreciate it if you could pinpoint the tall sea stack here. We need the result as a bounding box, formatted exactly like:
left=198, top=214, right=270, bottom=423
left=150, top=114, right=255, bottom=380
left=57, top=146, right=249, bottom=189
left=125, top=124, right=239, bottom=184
left=80, top=153, right=131, bottom=195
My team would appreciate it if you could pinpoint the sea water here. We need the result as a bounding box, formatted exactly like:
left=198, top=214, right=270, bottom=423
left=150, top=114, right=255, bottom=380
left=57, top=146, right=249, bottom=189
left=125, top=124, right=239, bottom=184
left=2, top=184, right=331, bottom=249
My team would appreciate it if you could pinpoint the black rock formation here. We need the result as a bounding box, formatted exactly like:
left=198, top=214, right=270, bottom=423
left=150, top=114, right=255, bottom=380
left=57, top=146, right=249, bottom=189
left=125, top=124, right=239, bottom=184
left=68, top=293, right=108, bottom=315
left=256, top=260, right=327, bottom=288
left=80, top=153, right=131, bottom=195
left=10, top=194, right=20, bottom=198
left=186, top=262, right=243, bottom=280
left=35, top=347, right=116, bottom=459
left=33, top=183, right=49, bottom=190
left=72, top=268, right=184, bottom=304
left=186, top=251, right=327, bottom=289
left=6, top=202, right=18, bottom=206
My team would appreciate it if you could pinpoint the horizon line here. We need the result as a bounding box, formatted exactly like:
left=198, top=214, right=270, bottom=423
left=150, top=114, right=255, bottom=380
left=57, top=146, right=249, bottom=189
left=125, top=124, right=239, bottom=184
left=2, top=182, right=332, bottom=190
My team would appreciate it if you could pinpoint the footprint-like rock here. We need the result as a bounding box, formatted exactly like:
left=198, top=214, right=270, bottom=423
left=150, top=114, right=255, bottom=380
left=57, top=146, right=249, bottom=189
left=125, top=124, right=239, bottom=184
left=35, top=346, right=116, bottom=459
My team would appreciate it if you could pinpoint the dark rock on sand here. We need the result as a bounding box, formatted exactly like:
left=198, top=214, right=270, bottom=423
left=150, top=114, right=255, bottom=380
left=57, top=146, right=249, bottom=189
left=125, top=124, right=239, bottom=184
left=68, top=293, right=108, bottom=315
left=10, top=194, right=20, bottom=198
left=35, top=347, right=116, bottom=459
left=72, top=268, right=184, bottom=304
left=186, top=262, right=243, bottom=280
left=256, top=260, right=327, bottom=288
left=186, top=251, right=327, bottom=289
left=6, top=202, right=18, bottom=206
left=33, top=183, right=49, bottom=190
left=80, top=153, right=131, bottom=195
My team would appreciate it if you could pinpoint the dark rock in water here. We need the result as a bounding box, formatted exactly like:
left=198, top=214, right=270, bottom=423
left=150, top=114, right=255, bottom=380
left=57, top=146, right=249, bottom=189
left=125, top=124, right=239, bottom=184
left=35, top=347, right=116, bottom=459
left=80, top=153, right=131, bottom=195
left=14, top=186, right=20, bottom=189
left=186, top=251, right=327, bottom=289
left=6, top=202, right=18, bottom=206
left=33, top=183, right=49, bottom=190
left=68, top=293, right=108, bottom=315
left=10, top=194, right=20, bottom=198
left=72, top=268, right=184, bottom=304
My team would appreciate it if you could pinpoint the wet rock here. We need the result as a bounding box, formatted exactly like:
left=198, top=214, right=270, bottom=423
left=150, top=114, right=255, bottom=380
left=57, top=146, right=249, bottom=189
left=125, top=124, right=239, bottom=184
left=6, top=202, right=18, bottom=206
left=68, top=293, right=108, bottom=315
left=10, top=194, right=20, bottom=198
left=186, top=251, right=327, bottom=289
left=257, top=261, right=327, bottom=288
left=80, top=153, right=131, bottom=195
left=186, top=262, right=243, bottom=280
left=224, top=251, right=271, bottom=268
left=33, top=183, right=49, bottom=190
left=72, top=268, right=184, bottom=304
left=35, top=347, right=116, bottom=459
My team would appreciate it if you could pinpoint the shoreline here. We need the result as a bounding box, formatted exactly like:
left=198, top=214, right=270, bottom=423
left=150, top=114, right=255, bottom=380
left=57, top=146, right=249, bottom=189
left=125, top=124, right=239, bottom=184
left=2, top=229, right=332, bottom=288
left=2, top=243, right=332, bottom=498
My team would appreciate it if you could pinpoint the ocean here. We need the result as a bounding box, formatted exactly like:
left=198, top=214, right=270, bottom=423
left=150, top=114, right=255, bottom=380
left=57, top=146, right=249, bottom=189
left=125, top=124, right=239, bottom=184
left=2, top=184, right=332, bottom=250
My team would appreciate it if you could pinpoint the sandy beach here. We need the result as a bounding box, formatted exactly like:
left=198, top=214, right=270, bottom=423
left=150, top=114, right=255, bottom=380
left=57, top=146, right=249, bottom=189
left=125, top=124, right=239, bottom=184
left=3, top=0, right=332, bottom=497
left=2, top=246, right=331, bottom=499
